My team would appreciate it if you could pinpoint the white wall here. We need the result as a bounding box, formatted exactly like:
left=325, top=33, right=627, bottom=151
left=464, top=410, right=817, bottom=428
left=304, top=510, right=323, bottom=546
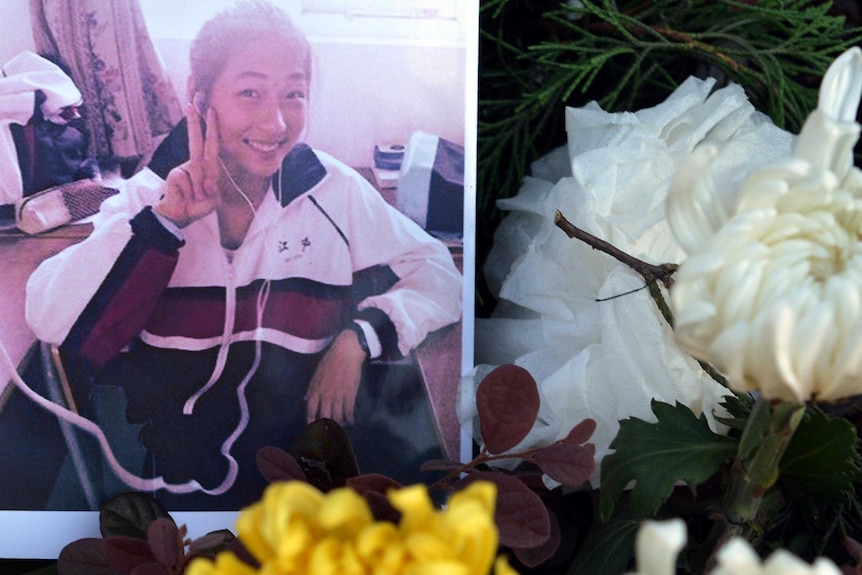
left=148, top=6, right=469, bottom=167
left=308, top=42, right=466, bottom=167
left=0, top=0, right=470, bottom=168
left=0, top=0, right=36, bottom=66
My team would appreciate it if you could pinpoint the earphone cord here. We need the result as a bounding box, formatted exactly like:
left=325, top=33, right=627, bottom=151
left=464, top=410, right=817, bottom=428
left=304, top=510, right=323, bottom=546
left=0, top=338, right=210, bottom=495
left=0, top=166, right=286, bottom=497
left=182, top=157, right=262, bottom=415
left=179, top=165, right=281, bottom=488
left=0, top=271, right=269, bottom=497
left=218, top=155, right=258, bottom=217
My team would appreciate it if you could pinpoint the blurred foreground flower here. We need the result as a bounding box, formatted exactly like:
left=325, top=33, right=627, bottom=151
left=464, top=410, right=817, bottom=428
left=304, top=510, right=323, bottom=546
left=668, top=47, right=862, bottom=404
left=627, top=519, right=842, bottom=575
left=466, top=75, right=793, bottom=483
left=186, top=480, right=517, bottom=575
left=626, top=519, right=687, bottom=575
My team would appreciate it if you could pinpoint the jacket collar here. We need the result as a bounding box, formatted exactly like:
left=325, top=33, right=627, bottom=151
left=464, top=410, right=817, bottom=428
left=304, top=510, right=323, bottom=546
left=147, top=118, right=327, bottom=208
left=275, top=143, right=327, bottom=207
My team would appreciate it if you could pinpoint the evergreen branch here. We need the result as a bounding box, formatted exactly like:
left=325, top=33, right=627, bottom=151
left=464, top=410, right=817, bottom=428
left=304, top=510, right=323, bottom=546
left=478, top=0, right=862, bottom=235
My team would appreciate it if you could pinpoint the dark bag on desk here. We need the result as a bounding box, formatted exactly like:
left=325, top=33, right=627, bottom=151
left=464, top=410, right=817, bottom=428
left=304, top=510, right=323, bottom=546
left=11, top=89, right=99, bottom=198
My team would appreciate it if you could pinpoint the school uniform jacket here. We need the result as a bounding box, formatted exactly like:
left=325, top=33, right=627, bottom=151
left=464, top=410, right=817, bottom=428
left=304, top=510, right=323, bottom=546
left=27, top=143, right=461, bottom=370
left=23, top=144, right=461, bottom=493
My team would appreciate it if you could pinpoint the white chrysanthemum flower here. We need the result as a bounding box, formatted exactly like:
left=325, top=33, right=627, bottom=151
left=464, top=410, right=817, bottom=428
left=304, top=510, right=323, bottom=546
left=626, top=521, right=842, bottom=575
left=626, top=519, right=687, bottom=575
left=463, top=76, right=793, bottom=485
left=668, top=47, right=862, bottom=404
left=711, top=538, right=842, bottom=575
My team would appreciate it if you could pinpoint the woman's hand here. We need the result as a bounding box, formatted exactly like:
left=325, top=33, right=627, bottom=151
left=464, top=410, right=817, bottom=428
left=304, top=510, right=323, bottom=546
left=305, top=329, right=369, bottom=425
left=154, top=103, right=221, bottom=227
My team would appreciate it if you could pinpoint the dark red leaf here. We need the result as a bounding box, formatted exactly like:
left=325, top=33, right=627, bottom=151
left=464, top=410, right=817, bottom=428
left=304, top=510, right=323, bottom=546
left=419, top=459, right=463, bottom=472
left=57, top=538, right=114, bottom=575
left=130, top=562, right=168, bottom=575
left=347, top=473, right=403, bottom=496
left=105, top=536, right=155, bottom=573
left=532, top=443, right=596, bottom=487
left=147, top=518, right=179, bottom=570
left=560, top=419, right=597, bottom=446
left=227, top=538, right=261, bottom=569
left=256, top=446, right=307, bottom=484
left=477, top=365, right=540, bottom=454
left=844, top=537, right=862, bottom=562
left=189, top=530, right=236, bottom=555
left=456, top=471, right=550, bottom=549
left=513, top=506, right=561, bottom=567
left=347, top=474, right=403, bottom=522
left=365, top=490, right=403, bottom=523
left=842, top=537, right=862, bottom=574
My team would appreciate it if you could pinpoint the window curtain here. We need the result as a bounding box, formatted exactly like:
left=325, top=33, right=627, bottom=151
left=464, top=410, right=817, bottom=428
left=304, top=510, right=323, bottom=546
left=29, top=0, right=182, bottom=161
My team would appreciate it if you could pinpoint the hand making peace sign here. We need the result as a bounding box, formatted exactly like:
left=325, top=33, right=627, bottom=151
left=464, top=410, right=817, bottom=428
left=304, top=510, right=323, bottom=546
left=154, top=103, right=223, bottom=228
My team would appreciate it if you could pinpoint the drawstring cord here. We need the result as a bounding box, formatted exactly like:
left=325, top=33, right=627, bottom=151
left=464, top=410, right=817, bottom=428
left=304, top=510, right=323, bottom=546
left=1, top=167, right=286, bottom=496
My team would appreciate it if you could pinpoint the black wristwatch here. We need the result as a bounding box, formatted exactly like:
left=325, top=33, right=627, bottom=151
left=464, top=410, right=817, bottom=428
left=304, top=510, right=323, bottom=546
left=346, top=322, right=370, bottom=358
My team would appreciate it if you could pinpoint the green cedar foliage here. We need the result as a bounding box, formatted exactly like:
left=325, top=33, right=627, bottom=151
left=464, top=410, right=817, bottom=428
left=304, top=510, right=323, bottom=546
left=478, top=0, right=862, bottom=243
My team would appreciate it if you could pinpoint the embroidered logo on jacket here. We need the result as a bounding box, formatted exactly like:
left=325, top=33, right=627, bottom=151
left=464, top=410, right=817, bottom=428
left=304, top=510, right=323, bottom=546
left=276, top=236, right=312, bottom=262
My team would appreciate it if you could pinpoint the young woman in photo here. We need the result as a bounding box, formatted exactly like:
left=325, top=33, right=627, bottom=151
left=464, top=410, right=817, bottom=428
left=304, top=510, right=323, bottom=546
left=25, top=0, right=461, bottom=509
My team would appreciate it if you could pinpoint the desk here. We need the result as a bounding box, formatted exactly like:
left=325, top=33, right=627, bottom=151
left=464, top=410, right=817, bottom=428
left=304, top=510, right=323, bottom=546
left=414, top=321, right=462, bottom=461
left=357, top=165, right=465, bottom=461
left=0, top=224, right=91, bottom=409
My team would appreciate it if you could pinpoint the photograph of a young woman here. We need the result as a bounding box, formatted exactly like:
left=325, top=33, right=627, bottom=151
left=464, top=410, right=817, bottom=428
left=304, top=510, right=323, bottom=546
left=22, top=1, right=463, bottom=510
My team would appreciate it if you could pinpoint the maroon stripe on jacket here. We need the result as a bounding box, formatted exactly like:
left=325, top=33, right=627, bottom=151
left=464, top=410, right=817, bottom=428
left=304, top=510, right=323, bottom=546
left=78, top=249, right=178, bottom=368
left=144, top=287, right=353, bottom=341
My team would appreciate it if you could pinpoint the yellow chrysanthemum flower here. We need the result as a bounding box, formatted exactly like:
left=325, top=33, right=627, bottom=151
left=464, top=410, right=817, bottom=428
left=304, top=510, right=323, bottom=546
left=185, top=480, right=516, bottom=575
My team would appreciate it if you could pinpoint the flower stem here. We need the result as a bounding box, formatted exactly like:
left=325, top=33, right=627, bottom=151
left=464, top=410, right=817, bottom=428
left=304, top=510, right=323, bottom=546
left=427, top=445, right=553, bottom=493
left=705, top=397, right=805, bottom=568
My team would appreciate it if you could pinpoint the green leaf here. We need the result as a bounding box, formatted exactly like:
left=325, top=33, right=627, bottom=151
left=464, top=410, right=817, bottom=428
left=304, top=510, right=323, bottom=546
left=599, top=401, right=738, bottom=521
left=735, top=395, right=772, bottom=460
left=715, top=393, right=755, bottom=431
left=565, top=516, right=639, bottom=575
left=290, top=418, right=360, bottom=492
left=779, top=410, right=861, bottom=502
left=99, top=492, right=173, bottom=540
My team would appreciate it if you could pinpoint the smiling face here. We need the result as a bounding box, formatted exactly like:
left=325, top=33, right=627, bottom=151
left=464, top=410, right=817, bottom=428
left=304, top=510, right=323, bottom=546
left=205, top=36, right=309, bottom=183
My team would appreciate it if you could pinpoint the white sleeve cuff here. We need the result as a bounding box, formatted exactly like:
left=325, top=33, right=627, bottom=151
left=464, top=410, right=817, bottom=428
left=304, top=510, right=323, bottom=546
left=354, top=319, right=382, bottom=359
left=151, top=209, right=185, bottom=241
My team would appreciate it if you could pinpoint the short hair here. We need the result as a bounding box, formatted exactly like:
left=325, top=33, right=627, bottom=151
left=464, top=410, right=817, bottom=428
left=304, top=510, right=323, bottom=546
left=189, top=1, right=311, bottom=103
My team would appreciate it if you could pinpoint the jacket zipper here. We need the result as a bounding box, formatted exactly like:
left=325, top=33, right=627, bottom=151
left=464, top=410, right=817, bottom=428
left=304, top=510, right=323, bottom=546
left=181, top=250, right=237, bottom=415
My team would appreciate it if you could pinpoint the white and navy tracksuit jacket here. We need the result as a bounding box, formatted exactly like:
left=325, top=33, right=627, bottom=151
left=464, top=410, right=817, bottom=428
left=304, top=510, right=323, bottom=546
left=24, top=142, right=461, bottom=506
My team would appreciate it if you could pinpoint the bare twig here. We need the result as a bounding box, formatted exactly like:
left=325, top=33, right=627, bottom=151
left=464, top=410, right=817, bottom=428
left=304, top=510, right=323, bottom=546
left=554, top=210, right=730, bottom=390
left=554, top=210, right=677, bottom=288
